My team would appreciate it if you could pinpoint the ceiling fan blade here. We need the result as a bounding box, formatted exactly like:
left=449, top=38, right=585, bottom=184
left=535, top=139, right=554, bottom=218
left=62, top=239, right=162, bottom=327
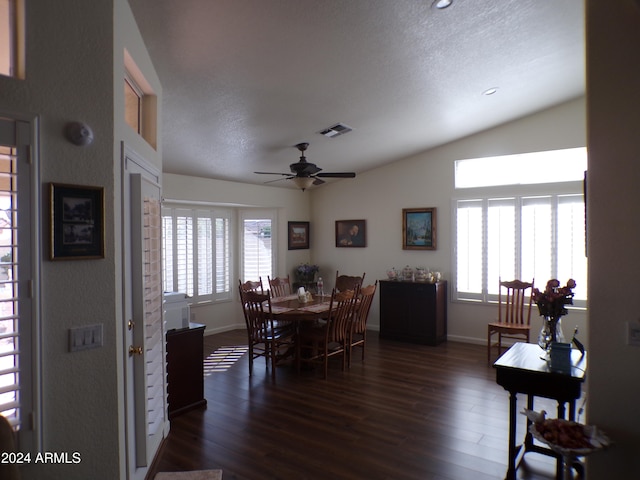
left=263, top=176, right=292, bottom=184
left=254, top=171, right=291, bottom=176
left=315, top=172, right=356, bottom=178
left=312, top=177, right=326, bottom=186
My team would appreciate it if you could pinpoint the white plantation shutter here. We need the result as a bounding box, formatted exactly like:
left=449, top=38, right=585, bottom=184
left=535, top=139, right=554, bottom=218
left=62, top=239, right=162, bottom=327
left=215, top=218, right=230, bottom=294
left=454, top=193, right=586, bottom=307
left=0, top=146, right=20, bottom=428
left=455, top=200, right=483, bottom=299
left=162, top=205, right=231, bottom=302
left=0, top=118, right=36, bottom=451
left=161, top=216, right=174, bottom=292
left=521, top=197, right=553, bottom=288
left=196, top=216, right=213, bottom=296
left=242, top=216, right=273, bottom=283
left=487, top=198, right=516, bottom=295
left=143, top=197, right=164, bottom=434
left=557, top=195, right=587, bottom=301
left=175, top=213, right=193, bottom=296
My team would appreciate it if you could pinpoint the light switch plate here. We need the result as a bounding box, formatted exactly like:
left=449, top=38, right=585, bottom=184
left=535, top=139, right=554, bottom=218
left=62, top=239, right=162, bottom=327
left=627, top=321, right=640, bottom=347
left=69, top=324, right=103, bottom=352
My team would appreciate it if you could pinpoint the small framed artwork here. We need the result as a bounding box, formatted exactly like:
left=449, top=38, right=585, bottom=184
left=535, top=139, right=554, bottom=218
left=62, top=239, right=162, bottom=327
left=335, top=219, right=366, bottom=248
left=288, top=221, right=310, bottom=250
left=50, top=183, right=105, bottom=260
left=403, top=208, right=436, bottom=250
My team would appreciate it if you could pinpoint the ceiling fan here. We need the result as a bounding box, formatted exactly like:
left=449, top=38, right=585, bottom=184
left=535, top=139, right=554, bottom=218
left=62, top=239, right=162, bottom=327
left=254, top=142, right=356, bottom=191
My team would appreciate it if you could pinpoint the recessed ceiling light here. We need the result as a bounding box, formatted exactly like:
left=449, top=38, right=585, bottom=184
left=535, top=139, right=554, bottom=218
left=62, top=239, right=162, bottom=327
left=432, top=0, right=453, bottom=9
left=482, top=87, right=499, bottom=96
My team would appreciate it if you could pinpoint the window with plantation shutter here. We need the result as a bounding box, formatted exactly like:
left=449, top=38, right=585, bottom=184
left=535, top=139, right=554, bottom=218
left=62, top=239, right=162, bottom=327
left=216, top=218, right=230, bottom=294
left=0, top=117, right=35, bottom=451
left=162, top=205, right=231, bottom=302
left=453, top=149, right=587, bottom=307
left=240, top=210, right=275, bottom=284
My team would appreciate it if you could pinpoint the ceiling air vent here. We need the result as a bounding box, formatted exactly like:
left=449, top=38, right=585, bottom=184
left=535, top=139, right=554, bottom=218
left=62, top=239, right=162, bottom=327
left=319, top=123, right=353, bottom=138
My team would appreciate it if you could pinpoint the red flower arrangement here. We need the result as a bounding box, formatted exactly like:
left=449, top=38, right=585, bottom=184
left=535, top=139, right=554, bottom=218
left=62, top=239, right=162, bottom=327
left=532, top=278, right=576, bottom=319
left=533, top=279, right=576, bottom=349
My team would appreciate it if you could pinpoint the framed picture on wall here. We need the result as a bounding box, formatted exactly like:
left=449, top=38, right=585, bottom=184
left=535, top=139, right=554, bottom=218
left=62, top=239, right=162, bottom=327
left=50, top=183, right=105, bottom=260
left=288, top=221, right=310, bottom=250
left=335, top=219, right=366, bottom=247
left=403, top=207, right=436, bottom=250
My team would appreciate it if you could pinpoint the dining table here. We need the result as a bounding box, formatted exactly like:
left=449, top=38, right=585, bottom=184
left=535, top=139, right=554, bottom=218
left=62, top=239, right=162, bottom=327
left=269, top=293, right=332, bottom=321
left=268, top=293, right=333, bottom=365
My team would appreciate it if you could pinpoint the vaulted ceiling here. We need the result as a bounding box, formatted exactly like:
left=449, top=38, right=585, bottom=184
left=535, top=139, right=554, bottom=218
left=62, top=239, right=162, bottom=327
left=128, top=0, right=585, bottom=189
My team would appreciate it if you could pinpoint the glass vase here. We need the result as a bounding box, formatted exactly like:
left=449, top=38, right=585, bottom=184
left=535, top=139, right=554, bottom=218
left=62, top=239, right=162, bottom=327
left=537, top=316, right=565, bottom=350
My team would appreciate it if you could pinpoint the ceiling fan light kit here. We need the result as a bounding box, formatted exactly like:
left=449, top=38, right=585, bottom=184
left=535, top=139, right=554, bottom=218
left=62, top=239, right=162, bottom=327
left=254, top=142, right=356, bottom=191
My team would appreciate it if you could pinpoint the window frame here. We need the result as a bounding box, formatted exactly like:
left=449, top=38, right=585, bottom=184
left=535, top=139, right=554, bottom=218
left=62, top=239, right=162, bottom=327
left=452, top=180, right=587, bottom=309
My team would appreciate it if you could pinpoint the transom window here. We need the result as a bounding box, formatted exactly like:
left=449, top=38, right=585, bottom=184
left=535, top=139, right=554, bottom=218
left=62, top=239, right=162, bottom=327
left=124, top=76, right=142, bottom=134
left=0, top=0, right=23, bottom=78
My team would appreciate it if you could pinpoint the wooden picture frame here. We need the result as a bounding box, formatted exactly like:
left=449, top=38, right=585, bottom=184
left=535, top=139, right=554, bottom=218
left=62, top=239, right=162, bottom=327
left=50, top=183, right=105, bottom=260
left=335, top=219, right=366, bottom=248
left=288, top=221, right=310, bottom=250
left=403, top=208, right=436, bottom=250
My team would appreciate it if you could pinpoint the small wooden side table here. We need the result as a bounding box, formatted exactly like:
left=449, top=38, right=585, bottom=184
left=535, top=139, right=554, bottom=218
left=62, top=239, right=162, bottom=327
left=494, top=342, right=587, bottom=480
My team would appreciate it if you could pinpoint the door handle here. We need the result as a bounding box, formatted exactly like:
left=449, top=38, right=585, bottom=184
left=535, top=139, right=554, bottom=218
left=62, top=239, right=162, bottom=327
left=129, top=345, right=144, bottom=356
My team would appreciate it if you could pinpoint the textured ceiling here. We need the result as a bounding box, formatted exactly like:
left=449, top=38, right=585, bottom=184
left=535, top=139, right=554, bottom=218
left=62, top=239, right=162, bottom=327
left=128, top=0, right=585, bottom=189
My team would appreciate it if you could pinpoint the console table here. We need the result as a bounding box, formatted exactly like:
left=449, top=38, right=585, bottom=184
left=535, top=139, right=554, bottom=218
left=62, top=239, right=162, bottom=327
left=166, top=322, right=207, bottom=419
left=493, top=342, right=587, bottom=480
left=379, top=280, right=447, bottom=345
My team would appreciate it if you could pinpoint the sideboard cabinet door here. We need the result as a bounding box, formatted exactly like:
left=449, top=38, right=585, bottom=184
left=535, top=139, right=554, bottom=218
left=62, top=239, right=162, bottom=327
left=379, top=280, right=447, bottom=345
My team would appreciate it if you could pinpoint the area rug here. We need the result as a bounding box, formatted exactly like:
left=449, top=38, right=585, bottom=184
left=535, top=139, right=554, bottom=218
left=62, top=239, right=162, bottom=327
left=155, top=470, right=222, bottom=480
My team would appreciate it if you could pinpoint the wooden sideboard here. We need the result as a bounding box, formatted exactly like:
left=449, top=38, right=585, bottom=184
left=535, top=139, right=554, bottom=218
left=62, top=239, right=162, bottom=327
left=166, top=322, right=207, bottom=419
left=379, top=280, right=447, bottom=345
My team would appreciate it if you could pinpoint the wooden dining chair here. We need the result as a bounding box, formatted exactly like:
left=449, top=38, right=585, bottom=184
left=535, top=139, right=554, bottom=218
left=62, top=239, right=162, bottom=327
left=348, top=281, right=377, bottom=367
left=335, top=270, right=365, bottom=293
left=239, top=277, right=264, bottom=294
left=487, top=278, right=534, bottom=364
left=296, top=287, right=359, bottom=379
left=268, top=275, right=292, bottom=297
left=238, top=286, right=294, bottom=380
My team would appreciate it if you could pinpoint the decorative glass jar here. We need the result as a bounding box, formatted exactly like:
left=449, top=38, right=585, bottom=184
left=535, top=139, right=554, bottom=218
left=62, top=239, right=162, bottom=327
left=402, top=265, right=414, bottom=281
left=415, top=267, right=428, bottom=282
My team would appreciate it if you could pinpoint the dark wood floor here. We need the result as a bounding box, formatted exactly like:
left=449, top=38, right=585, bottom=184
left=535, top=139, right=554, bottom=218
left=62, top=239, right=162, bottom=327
left=149, top=330, right=568, bottom=480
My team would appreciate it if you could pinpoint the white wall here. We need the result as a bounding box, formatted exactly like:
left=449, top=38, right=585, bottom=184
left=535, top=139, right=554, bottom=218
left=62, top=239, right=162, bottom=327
left=585, top=0, right=640, bottom=476
left=310, top=97, right=587, bottom=346
left=162, top=173, right=312, bottom=335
